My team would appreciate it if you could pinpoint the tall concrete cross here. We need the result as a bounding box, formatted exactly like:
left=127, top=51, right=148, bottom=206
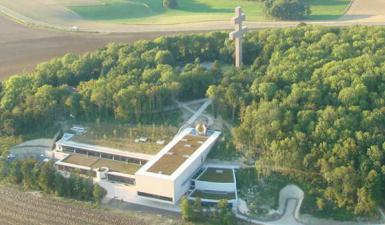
left=229, top=7, right=247, bottom=68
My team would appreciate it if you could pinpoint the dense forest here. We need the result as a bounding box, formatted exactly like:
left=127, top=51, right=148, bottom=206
left=1, top=25, right=385, bottom=217
left=0, top=33, right=227, bottom=135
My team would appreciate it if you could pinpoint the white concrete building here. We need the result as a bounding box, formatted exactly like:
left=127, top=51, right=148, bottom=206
left=135, top=128, right=221, bottom=204
left=188, top=167, right=238, bottom=207
left=54, top=133, right=152, bottom=183
left=53, top=126, right=235, bottom=207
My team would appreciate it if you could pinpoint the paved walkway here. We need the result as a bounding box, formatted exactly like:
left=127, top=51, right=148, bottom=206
left=274, top=199, right=304, bottom=225
left=176, top=98, right=213, bottom=134
left=236, top=185, right=306, bottom=225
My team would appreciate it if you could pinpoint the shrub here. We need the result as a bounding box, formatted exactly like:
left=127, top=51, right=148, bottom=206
left=93, top=184, right=106, bottom=205
left=180, top=196, right=193, bottom=221
left=163, top=0, right=178, bottom=9
left=264, top=0, right=311, bottom=20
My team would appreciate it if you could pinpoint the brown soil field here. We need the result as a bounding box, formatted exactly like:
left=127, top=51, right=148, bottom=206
left=0, top=15, right=181, bottom=81
left=0, top=185, right=194, bottom=225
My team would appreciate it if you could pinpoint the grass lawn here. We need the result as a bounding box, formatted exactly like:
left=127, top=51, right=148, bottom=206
left=63, top=153, right=141, bottom=174
left=93, top=158, right=141, bottom=174
left=69, top=0, right=351, bottom=24
left=197, top=168, right=234, bottom=183
left=70, top=122, right=178, bottom=155
left=64, top=154, right=99, bottom=167
left=307, top=0, right=351, bottom=20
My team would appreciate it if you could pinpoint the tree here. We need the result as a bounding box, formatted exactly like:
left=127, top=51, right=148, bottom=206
left=163, top=0, right=178, bottom=9
left=54, top=172, right=67, bottom=197
left=192, top=197, right=203, bottom=220
left=21, top=159, right=37, bottom=190
left=93, top=184, right=105, bottom=204
left=0, top=158, right=8, bottom=180
left=155, top=50, right=175, bottom=65
left=214, top=199, right=236, bottom=225
left=8, top=160, right=22, bottom=184
left=180, top=196, right=193, bottom=221
left=264, top=0, right=311, bottom=20
left=38, top=161, right=56, bottom=193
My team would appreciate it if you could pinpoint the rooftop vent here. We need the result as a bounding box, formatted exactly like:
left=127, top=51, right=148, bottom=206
left=216, top=169, right=224, bottom=174
left=184, top=144, right=192, bottom=147
left=183, top=154, right=190, bottom=158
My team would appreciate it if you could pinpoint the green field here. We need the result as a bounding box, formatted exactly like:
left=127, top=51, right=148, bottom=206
left=70, top=0, right=351, bottom=24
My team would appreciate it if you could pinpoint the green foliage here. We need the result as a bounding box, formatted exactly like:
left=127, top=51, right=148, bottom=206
left=69, top=0, right=349, bottom=24
left=180, top=196, right=194, bottom=221
left=0, top=33, right=228, bottom=135
left=93, top=184, right=105, bottom=205
left=38, top=161, right=56, bottom=193
left=155, top=50, right=175, bottom=65
left=208, top=130, right=240, bottom=160
left=163, top=0, right=178, bottom=9
left=207, top=26, right=385, bottom=217
left=180, top=196, right=236, bottom=224
left=8, top=160, right=22, bottom=184
left=0, top=159, right=105, bottom=203
left=0, top=136, right=22, bottom=156
left=264, top=0, right=311, bottom=20
left=0, top=159, right=8, bottom=180
left=21, top=159, right=38, bottom=190
left=192, top=197, right=203, bottom=220
left=2, top=25, right=385, bottom=217
left=212, top=199, right=236, bottom=225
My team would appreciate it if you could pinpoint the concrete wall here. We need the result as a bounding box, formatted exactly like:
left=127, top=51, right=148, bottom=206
left=195, top=180, right=236, bottom=192
left=173, top=139, right=217, bottom=203
left=135, top=174, right=175, bottom=202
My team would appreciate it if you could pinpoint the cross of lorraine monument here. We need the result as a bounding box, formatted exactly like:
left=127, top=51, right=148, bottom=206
left=229, top=7, right=247, bottom=68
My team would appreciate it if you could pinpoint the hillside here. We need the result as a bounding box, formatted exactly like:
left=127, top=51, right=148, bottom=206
left=1, top=25, right=385, bottom=218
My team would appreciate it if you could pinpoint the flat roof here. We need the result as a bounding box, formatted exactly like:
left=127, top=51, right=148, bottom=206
left=57, top=133, right=153, bottom=161
left=136, top=128, right=221, bottom=179
left=147, top=134, right=208, bottom=175
left=62, top=154, right=141, bottom=175
left=197, top=168, right=234, bottom=183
